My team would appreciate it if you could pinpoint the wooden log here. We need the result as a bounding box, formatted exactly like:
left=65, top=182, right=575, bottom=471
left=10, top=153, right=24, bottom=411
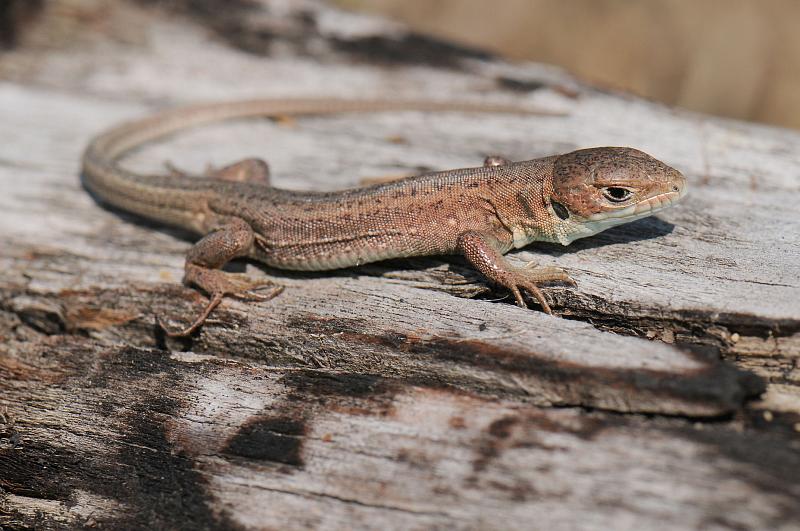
left=2, top=340, right=799, bottom=529
left=1, top=0, right=799, bottom=529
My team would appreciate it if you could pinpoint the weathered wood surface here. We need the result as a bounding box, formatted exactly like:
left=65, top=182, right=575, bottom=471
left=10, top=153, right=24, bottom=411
left=1, top=1, right=799, bottom=529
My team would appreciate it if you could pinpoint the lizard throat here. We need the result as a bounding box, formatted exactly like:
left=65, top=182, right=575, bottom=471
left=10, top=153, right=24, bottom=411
left=512, top=226, right=532, bottom=249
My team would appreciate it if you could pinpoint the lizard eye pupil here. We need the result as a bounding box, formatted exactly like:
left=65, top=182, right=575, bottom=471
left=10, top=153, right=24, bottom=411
left=603, top=187, right=633, bottom=202
left=551, top=200, right=570, bottom=220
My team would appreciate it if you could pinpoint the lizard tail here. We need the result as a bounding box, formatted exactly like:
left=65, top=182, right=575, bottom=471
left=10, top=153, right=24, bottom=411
left=81, top=98, right=554, bottom=231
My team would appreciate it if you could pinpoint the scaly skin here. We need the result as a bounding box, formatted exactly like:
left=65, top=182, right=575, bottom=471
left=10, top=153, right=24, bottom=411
left=82, top=99, right=687, bottom=335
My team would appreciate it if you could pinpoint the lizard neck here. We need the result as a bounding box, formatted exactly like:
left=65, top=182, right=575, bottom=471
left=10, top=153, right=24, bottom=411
left=500, top=158, right=566, bottom=248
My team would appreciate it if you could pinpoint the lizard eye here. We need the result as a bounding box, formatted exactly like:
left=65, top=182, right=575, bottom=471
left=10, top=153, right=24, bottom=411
left=602, top=187, right=634, bottom=202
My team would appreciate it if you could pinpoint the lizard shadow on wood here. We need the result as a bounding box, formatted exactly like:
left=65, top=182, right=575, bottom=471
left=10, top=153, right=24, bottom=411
left=531, top=216, right=676, bottom=256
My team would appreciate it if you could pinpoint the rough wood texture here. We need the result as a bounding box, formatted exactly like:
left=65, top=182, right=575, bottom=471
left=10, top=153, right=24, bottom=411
left=1, top=1, right=799, bottom=529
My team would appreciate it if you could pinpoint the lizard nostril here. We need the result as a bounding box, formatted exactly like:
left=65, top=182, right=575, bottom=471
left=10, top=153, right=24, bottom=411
left=672, top=185, right=679, bottom=192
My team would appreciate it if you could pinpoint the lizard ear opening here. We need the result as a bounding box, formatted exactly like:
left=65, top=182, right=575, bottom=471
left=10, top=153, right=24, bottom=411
left=551, top=200, right=570, bottom=220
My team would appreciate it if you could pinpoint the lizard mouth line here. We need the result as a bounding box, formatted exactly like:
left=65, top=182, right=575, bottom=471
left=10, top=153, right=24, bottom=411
left=587, top=187, right=687, bottom=222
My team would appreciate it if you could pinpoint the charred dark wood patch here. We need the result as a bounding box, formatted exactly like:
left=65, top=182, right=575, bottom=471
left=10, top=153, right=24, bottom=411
left=282, top=370, right=400, bottom=418
left=487, top=415, right=520, bottom=439
left=0, top=393, right=240, bottom=530
left=495, top=76, right=582, bottom=99
left=223, top=416, right=307, bottom=467
left=328, top=33, right=492, bottom=70
left=281, top=370, right=391, bottom=400
left=495, top=76, right=547, bottom=93
left=0, top=439, right=80, bottom=501
left=472, top=415, right=527, bottom=473
left=0, top=340, right=246, bottom=528
left=743, top=408, right=800, bottom=437
left=102, top=392, right=241, bottom=530
left=470, top=411, right=609, bottom=477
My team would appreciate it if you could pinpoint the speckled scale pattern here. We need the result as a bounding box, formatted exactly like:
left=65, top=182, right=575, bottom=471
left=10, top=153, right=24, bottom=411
left=207, top=160, right=556, bottom=271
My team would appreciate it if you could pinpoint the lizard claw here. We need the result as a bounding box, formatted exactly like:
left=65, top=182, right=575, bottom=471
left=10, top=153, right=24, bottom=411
left=156, top=293, right=224, bottom=337
left=508, top=281, right=552, bottom=314
left=230, top=284, right=284, bottom=302
left=502, top=266, right=576, bottom=314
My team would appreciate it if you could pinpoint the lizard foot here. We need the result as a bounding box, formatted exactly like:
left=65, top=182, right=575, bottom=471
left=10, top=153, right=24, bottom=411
left=501, top=266, right=576, bottom=314
left=157, top=267, right=283, bottom=337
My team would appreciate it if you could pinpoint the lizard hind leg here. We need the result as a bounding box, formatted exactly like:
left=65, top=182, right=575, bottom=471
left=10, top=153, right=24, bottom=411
left=208, top=158, right=271, bottom=184
left=163, top=158, right=271, bottom=185
left=157, top=218, right=283, bottom=337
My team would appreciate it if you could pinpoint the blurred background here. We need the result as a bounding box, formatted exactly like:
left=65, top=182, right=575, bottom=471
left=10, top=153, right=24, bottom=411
left=340, top=0, right=800, bottom=130
left=2, top=0, right=798, bottom=129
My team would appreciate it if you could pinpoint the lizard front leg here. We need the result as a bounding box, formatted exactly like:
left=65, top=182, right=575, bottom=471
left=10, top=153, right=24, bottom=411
left=456, top=231, right=575, bottom=314
left=158, top=217, right=282, bottom=337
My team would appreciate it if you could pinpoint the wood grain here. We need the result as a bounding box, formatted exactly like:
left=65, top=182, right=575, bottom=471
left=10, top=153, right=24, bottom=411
left=1, top=1, right=799, bottom=529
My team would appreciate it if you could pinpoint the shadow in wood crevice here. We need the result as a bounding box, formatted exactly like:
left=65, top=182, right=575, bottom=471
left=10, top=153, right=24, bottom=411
left=554, top=294, right=800, bottom=346
left=276, top=315, right=764, bottom=417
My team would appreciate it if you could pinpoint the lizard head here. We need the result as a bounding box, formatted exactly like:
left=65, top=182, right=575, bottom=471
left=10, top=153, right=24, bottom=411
left=545, top=147, right=687, bottom=245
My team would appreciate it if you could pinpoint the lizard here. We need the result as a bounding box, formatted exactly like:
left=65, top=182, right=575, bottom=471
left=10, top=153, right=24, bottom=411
left=81, top=99, right=688, bottom=336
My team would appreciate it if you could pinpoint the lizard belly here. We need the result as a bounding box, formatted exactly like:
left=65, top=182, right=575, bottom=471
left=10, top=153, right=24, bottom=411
left=253, top=232, right=422, bottom=271
left=256, top=243, right=414, bottom=271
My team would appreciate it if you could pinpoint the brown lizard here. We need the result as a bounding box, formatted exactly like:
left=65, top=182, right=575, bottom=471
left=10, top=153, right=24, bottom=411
left=81, top=99, right=687, bottom=336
